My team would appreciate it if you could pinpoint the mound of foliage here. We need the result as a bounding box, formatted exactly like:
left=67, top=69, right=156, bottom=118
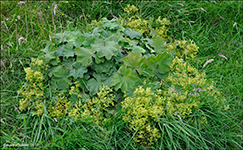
left=18, top=5, right=229, bottom=148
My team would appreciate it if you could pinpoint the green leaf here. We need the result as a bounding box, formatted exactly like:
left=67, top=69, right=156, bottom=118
left=91, top=60, right=113, bottom=74
left=124, top=28, right=143, bottom=39
left=102, top=21, right=125, bottom=32
left=87, top=73, right=112, bottom=95
left=111, top=73, right=138, bottom=93
left=53, top=66, right=70, bottom=79
left=99, top=29, right=113, bottom=38
left=54, top=33, right=65, bottom=44
left=87, top=78, right=100, bottom=96
left=93, top=55, right=105, bottom=64
left=75, top=47, right=94, bottom=66
left=117, top=65, right=132, bottom=76
left=65, top=31, right=81, bottom=45
left=41, top=42, right=57, bottom=60
left=109, top=33, right=125, bottom=43
left=92, top=39, right=119, bottom=60
left=142, top=38, right=154, bottom=52
left=54, top=31, right=81, bottom=44
left=93, top=73, right=112, bottom=86
left=111, top=65, right=138, bottom=92
left=74, top=35, right=86, bottom=48
left=131, top=46, right=146, bottom=54
left=55, top=45, right=65, bottom=57
left=49, top=58, right=59, bottom=66
left=82, top=33, right=96, bottom=47
left=148, top=52, right=172, bottom=74
left=151, top=36, right=166, bottom=53
left=70, top=62, right=88, bottom=79
left=125, top=38, right=139, bottom=47
left=149, top=28, right=157, bottom=38
left=50, top=66, right=70, bottom=90
left=48, top=66, right=60, bottom=77
left=62, top=43, right=74, bottom=58
left=122, top=53, right=147, bottom=74
left=52, top=66, right=70, bottom=90
left=62, top=57, right=75, bottom=69
left=103, top=22, right=120, bottom=30
left=57, top=79, right=69, bottom=90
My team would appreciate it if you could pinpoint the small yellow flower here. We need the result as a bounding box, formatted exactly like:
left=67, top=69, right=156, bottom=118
left=48, top=6, right=50, bottom=9
left=62, top=14, right=64, bottom=16
left=34, top=5, right=36, bottom=7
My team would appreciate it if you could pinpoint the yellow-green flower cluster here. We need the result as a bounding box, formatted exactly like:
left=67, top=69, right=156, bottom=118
left=35, top=100, right=44, bottom=116
left=167, top=40, right=199, bottom=60
left=69, top=81, right=82, bottom=99
left=121, top=85, right=200, bottom=145
left=167, top=56, right=206, bottom=88
left=121, top=56, right=229, bottom=145
left=127, top=18, right=148, bottom=34
left=119, top=5, right=170, bottom=41
left=122, top=87, right=165, bottom=145
left=69, top=100, right=82, bottom=120
left=124, top=4, right=139, bottom=14
left=166, top=57, right=229, bottom=114
left=134, top=124, right=161, bottom=146
left=69, top=85, right=115, bottom=124
left=50, top=96, right=71, bottom=118
left=155, top=16, right=170, bottom=40
left=19, top=58, right=46, bottom=116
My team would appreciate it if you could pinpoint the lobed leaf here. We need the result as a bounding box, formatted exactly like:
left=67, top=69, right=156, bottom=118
left=148, top=52, right=172, bottom=75
left=111, top=65, right=139, bottom=92
left=41, top=42, right=57, bottom=60
left=75, top=47, right=94, bottom=66
left=124, top=28, right=143, bottom=39
left=122, top=53, right=147, bottom=74
left=92, top=39, right=119, bottom=60
left=151, top=36, right=166, bottom=53
left=70, top=62, right=88, bottom=79
left=62, top=43, right=75, bottom=58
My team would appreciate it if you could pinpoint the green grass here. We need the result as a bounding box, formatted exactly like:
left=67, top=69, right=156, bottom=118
left=1, top=1, right=242, bottom=149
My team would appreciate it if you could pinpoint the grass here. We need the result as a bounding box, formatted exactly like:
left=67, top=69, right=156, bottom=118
left=1, top=0, right=242, bottom=149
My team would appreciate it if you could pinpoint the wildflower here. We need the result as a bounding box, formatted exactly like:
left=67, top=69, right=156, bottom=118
left=17, top=16, right=21, bottom=20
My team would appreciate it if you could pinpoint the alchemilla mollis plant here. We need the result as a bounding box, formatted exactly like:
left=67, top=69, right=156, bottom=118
left=17, top=4, right=229, bottom=147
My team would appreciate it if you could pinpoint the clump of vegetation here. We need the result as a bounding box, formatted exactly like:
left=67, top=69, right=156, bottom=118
left=17, top=4, right=230, bottom=147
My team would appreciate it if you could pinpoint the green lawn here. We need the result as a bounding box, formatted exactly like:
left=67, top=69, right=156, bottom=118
left=1, top=1, right=242, bottom=149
